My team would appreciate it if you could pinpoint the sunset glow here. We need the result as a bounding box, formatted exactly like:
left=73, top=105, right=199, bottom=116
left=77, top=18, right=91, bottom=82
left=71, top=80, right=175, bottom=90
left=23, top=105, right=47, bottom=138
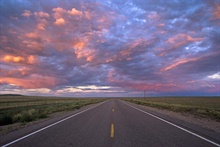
left=0, top=0, right=219, bottom=97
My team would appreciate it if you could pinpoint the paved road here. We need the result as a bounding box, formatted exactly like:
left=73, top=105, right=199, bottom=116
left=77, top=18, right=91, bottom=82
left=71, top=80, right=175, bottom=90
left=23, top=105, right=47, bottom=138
left=1, top=99, right=220, bottom=147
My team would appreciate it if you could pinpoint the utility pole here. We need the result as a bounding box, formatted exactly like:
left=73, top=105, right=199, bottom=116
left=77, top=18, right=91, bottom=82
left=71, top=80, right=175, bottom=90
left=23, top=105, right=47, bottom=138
left=144, top=90, right=146, bottom=98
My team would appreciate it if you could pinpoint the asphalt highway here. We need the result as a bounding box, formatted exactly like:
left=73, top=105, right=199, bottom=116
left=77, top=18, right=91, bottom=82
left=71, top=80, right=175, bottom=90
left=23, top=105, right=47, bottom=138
left=1, top=99, right=220, bottom=147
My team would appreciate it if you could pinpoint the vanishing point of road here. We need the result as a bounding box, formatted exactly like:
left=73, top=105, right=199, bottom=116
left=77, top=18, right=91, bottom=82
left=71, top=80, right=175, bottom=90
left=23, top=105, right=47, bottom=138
left=1, top=99, right=220, bottom=147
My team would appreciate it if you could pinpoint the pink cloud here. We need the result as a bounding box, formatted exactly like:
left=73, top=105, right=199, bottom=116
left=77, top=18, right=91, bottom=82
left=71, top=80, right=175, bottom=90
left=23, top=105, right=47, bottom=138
left=34, top=12, right=50, bottom=18
left=27, top=55, right=37, bottom=64
left=52, top=7, right=66, bottom=19
left=68, top=8, right=82, bottom=16
left=36, top=19, right=48, bottom=30
left=0, top=75, right=62, bottom=89
left=22, top=10, right=32, bottom=17
left=73, top=41, right=95, bottom=62
left=21, top=32, right=46, bottom=50
left=84, top=11, right=92, bottom=19
left=22, top=40, right=44, bottom=50
left=167, top=34, right=204, bottom=44
left=54, top=18, right=66, bottom=26
left=2, top=55, right=38, bottom=64
left=0, top=68, right=30, bottom=77
left=2, top=55, right=25, bottom=63
left=25, top=32, right=39, bottom=39
left=106, top=39, right=146, bottom=63
left=23, top=31, right=48, bottom=45
left=158, top=34, right=204, bottom=56
left=33, top=12, right=50, bottom=30
left=161, top=57, right=199, bottom=71
left=147, top=11, right=160, bottom=20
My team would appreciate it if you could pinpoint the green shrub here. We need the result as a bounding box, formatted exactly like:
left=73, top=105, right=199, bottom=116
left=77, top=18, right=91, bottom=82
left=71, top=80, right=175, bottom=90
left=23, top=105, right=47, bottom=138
left=12, top=109, right=47, bottom=123
left=0, top=97, right=105, bottom=126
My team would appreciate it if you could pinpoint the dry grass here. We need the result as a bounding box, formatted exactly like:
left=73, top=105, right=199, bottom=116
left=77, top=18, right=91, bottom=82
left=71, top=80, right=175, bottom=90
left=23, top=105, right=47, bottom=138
left=0, top=96, right=106, bottom=126
left=123, top=97, right=220, bottom=120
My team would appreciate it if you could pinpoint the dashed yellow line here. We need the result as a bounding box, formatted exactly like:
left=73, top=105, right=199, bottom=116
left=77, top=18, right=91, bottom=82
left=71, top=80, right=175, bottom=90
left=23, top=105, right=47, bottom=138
left=110, top=123, right=114, bottom=138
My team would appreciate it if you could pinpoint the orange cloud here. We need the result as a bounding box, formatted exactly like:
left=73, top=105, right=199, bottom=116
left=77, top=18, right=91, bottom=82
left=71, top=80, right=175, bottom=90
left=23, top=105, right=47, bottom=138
left=74, top=42, right=85, bottom=50
left=54, top=18, right=66, bottom=26
left=0, top=75, right=61, bottom=89
left=73, top=41, right=95, bottom=62
left=2, top=55, right=37, bottom=64
left=3, top=55, right=25, bottom=63
left=161, top=57, right=199, bottom=71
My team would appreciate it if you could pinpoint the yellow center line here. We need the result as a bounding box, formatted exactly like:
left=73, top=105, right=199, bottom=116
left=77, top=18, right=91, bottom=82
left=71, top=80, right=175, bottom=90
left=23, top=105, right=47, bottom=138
left=110, top=123, right=114, bottom=138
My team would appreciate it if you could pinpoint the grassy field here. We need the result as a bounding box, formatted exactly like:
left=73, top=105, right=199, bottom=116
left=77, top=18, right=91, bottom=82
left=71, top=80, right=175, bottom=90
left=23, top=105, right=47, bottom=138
left=0, top=96, right=106, bottom=126
left=124, top=97, right=220, bottom=121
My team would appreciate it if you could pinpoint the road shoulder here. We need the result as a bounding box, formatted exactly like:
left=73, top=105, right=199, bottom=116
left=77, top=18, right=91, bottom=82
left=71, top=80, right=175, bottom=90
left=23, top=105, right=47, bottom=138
left=121, top=100, right=220, bottom=144
left=0, top=101, right=105, bottom=145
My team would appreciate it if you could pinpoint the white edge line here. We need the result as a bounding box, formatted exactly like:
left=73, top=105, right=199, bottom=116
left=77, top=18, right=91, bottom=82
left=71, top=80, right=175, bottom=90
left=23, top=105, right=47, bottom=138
left=120, top=100, right=220, bottom=147
left=2, top=100, right=108, bottom=147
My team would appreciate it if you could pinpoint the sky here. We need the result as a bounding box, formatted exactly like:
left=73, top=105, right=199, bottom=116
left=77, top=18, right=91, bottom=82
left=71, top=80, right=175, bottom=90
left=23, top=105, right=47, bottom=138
left=0, top=0, right=220, bottom=97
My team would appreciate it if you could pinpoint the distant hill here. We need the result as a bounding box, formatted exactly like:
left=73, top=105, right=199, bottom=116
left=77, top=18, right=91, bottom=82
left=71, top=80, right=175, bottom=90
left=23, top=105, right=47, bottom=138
left=0, top=94, right=24, bottom=96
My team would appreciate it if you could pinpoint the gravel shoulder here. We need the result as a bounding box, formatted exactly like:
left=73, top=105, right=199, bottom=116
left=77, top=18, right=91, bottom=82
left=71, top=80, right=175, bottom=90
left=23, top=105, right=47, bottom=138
left=136, top=104, right=220, bottom=133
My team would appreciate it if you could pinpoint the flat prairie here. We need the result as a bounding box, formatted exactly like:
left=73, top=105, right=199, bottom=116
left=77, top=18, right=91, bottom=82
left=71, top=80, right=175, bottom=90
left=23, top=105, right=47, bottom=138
left=124, top=97, right=220, bottom=120
left=0, top=96, right=105, bottom=126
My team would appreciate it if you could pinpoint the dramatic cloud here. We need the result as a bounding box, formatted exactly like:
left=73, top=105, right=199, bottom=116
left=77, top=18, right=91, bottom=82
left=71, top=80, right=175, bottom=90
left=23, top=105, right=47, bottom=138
left=0, top=0, right=219, bottom=97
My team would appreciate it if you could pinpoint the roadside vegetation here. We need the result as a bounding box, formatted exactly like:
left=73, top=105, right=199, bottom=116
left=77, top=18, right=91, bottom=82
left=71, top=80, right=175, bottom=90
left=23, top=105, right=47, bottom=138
left=0, top=96, right=106, bottom=126
left=124, top=97, right=220, bottom=121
